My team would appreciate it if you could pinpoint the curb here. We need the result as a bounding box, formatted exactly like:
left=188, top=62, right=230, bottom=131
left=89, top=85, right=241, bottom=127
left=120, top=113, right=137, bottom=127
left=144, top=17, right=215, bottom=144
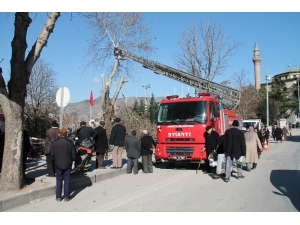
left=0, top=167, right=126, bottom=212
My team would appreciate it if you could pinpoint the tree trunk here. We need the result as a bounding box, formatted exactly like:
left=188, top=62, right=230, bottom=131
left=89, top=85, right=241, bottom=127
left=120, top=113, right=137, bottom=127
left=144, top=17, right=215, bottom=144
left=0, top=12, right=60, bottom=190
left=0, top=103, right=24, bottom=190
left=0, top=12, right=31, bottom=190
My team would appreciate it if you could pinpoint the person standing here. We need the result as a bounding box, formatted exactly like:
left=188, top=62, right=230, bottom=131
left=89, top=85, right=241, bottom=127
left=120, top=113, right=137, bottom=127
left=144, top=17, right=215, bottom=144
left=245, top=126, right=262, bottom=171
left=94, top=121, right=109, bottom=169
left=109, top=118, right=126, bottom=169
left=50, top=128, right=77, bottom=202
left=274, top=125, right=283, bottom=143
left=125, top=130, right=141, bottom=174
left=140, top=130, right=156, bottom=174
left=44, top=120, right=59, bottom=177
left=282, top=126, right=289, bottom=141
left=271, top=125, right=276, bottom=141
left=263, top=126, right=270, bottom=145
left=254, top=127, right=264, bottom=159
left=223, top=120, right=246, bottom=182
left=202, top=126, right=220, bottom=173
left=76, top=121, right=97, bottom=143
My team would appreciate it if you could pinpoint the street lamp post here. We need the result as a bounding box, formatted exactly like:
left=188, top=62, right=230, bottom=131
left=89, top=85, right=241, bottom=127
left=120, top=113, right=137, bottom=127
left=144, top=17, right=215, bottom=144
left=288, top=65, right=299, bottom=127
left=266, top=71, right=272, bottom=128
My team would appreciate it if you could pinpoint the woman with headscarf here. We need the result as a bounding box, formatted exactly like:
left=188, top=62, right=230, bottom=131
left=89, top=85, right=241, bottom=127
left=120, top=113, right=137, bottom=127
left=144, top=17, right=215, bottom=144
left=244, top=126, right=262, bottom=171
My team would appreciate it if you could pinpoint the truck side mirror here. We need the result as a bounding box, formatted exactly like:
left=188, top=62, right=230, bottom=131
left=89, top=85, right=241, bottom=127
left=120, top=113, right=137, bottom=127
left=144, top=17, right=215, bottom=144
left=214, top=106, right=220, bottom=117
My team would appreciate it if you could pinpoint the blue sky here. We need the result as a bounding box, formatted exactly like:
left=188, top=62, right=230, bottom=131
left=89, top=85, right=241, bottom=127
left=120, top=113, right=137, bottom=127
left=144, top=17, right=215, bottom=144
left=1, top=2, right=300, bottom=105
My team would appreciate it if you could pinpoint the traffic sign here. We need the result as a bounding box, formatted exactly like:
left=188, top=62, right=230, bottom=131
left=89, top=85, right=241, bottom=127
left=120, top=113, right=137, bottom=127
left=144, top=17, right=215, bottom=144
left=56, top=87, right=70, bottom=108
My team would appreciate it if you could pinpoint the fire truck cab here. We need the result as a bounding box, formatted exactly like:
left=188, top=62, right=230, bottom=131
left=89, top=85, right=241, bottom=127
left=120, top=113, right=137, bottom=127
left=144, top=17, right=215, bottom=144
left=155, top=93, right=242, bottom=166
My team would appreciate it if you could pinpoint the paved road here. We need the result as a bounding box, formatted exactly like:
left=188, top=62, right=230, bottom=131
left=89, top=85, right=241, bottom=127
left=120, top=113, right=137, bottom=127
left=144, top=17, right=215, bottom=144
left=7, top=130, right=300, bottom=212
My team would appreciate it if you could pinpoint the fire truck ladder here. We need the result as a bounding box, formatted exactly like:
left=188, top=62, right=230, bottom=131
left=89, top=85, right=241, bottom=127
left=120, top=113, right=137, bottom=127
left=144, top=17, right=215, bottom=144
left=114, top=48, right=241, bottom=110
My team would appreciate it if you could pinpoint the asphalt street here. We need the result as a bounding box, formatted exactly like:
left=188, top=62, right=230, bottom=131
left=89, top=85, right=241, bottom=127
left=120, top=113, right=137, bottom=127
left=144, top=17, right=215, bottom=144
left=6, top=129, right=300, bottom=212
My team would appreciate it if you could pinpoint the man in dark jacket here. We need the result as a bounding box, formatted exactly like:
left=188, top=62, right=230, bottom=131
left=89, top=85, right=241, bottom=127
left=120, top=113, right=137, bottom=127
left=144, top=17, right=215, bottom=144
left=125, top=130, right=140, bottom=174
left=202, top=126, right=220, bottom=173
left=94, top=121, right=109, bottom=169
left=109, top=118, right=126, bottom=169
left=50, top=128, right=77, bottom=202
left=223, top=120, right=246, bottom=182
left=44, top=120, right=59, bottom=177
left=76, top=121, right=97, bottom=144
left=274, top=125, right=283, bottom=143
left=140, top=130, right=156, bottom=174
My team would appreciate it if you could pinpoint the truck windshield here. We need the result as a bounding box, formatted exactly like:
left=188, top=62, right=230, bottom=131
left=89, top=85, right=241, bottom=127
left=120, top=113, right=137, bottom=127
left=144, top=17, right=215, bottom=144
left=157, top=101, right=207, bottom=124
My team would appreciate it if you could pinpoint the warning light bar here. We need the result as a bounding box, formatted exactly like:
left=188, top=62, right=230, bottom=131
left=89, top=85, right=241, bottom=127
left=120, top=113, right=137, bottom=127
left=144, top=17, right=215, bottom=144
left=166, top=95, right=179, bottom=100
left=198, top=92, right=210, bottom=97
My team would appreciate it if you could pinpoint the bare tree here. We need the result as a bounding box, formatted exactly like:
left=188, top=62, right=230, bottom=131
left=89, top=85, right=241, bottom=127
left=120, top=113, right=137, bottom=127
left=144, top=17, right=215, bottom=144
left=25, top=58, right=59, bottom=138
left=174, top=17, right=237, bottom=81
left=0, top=12, right=60, bottom=190
left=82, top=12, right=155, bottom=126
left=231, top=69, right=261, bottom=119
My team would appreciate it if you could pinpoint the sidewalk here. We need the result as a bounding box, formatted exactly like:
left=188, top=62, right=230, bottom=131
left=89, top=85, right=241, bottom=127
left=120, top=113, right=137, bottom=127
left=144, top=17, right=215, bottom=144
left=0, top=151, right=129, bottom=211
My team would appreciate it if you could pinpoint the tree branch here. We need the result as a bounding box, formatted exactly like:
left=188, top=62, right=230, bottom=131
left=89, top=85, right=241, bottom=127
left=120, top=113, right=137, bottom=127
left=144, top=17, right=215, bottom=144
left=25, top=12, right=60, bottom=83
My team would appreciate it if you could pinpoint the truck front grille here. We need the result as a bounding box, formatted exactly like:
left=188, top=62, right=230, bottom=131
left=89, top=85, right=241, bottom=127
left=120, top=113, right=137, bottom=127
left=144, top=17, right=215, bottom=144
left=166, top=147, right=194, bottom=156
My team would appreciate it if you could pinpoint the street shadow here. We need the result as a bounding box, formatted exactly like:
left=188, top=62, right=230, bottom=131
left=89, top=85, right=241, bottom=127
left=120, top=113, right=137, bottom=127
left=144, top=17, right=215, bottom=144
left=270, top=170, right=300, bottom=211
left=68, top=171, right=93, bottom=200
left=69, top=185, right=89, bottom=200
left=91, top=158, right=128, bottom=170
left=25, top=168, right=48, bottom=177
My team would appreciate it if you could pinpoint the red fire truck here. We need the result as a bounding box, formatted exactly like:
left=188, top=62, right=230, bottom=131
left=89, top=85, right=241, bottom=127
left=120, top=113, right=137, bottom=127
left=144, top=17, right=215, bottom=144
left=114, top=48, right=242, bottom=167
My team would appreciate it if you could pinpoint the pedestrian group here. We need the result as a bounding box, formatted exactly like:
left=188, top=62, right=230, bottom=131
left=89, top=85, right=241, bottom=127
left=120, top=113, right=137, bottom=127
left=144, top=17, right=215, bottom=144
left=45, top=117, right=156, bottom=202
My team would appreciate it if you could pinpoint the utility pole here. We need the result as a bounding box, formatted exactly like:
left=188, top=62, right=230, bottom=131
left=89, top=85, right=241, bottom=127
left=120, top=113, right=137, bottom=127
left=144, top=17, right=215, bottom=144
left=142, top=84, right=150, bottom=111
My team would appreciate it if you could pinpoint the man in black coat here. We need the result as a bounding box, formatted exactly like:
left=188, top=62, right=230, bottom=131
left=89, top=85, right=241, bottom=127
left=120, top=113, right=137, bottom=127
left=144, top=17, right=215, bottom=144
left=274, top=125, right=283, bottom=143
left=140, top=130, right=156, bottom=174
left=202, top=126, right=220, bottom=173
left=44, top=120, right=59, bottom=177
left=109, top=118, right=126, bottom=169
left=50, top=128, right=77, bottom=202
left=94, top=121, right=109, bottom=169
left=125, top=130, right=141, bottom=174
left=223, top=120, right=246, bottom=182
left=76, top=121, right=97, bottom=144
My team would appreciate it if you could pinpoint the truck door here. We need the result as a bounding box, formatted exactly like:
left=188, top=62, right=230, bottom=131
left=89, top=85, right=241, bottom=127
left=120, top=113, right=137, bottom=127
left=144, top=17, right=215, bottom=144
left=209, top=101, right=215, bottom=128
left=224, top=114, right=229, bottom=130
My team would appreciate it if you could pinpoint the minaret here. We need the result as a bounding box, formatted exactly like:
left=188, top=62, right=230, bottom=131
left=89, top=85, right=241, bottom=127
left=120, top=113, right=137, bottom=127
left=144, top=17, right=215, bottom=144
left=252, top=43, right=262, bottom=90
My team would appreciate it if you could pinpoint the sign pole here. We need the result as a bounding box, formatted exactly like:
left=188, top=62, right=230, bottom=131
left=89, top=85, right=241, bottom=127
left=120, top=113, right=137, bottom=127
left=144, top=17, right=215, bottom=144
left=59, top=87, right=64, bottom=129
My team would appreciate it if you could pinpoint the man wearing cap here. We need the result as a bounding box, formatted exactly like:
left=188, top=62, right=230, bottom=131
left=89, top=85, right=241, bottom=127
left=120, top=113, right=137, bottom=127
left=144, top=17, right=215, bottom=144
left=50, top=128, right=77, bottom=202
left=76, top=121, right=97, bottom=143
left=125, top=130, right=141, bottom=174
left=109, top=118, right=126, bottom=169
left=140, top=130, right=156, bottom=174
left=202, top=126, right=220, bottom=173
left=44, top=120, right=59, bottom=177
left=94, top=121, right=109, bottom=169
left=223, top=120, right=246, bottom=182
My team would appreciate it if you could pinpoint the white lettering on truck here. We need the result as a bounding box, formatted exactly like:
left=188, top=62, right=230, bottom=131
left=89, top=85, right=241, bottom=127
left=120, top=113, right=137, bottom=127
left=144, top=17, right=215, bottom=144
left=168, top=132, right=192, bottom=137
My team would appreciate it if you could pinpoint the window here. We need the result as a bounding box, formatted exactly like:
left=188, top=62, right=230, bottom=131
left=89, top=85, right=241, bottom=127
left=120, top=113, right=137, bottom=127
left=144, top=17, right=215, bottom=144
left=157, top=101, right=207, bottom=124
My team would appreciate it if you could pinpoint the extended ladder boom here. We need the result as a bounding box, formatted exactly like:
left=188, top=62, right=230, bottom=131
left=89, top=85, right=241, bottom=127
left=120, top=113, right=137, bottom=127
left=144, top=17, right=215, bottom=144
left=114, top=48, right=241, bottom=110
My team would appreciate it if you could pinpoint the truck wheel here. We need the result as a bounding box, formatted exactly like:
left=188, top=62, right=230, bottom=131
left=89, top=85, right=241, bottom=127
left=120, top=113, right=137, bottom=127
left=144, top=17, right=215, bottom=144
left=165, top=162, right=175, bottom=168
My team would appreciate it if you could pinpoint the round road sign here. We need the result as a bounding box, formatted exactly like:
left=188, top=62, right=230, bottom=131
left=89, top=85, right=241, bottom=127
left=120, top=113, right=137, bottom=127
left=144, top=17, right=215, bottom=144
left=56, top=87, right=70, bottom=107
